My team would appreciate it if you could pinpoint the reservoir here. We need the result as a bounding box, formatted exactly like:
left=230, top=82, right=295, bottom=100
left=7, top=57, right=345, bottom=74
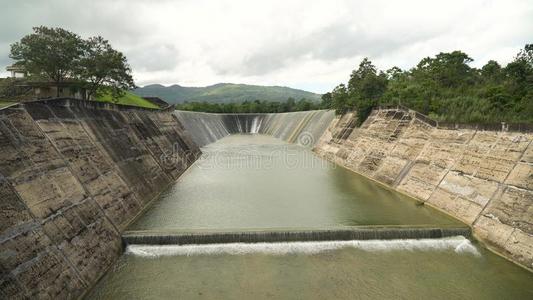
left=129, top=135, right=458, bottom=230
left=89, top=134, right=533, bottom=299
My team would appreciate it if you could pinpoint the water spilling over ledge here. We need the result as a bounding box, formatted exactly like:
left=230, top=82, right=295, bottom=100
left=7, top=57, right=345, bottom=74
left=125, top=236, right=480, bottom=257
left=174, top=110, right=335, bottom=147
left=122, top=226, right=471, bottom=246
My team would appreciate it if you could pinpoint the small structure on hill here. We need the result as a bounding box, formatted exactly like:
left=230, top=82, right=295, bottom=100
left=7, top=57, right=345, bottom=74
left=0, top=78, right=90, bottom=101
left=23, top=81, right=90, bottom=100
left=6, top=65, right=26, bottom=78
left=2, top=64, right=91, bottom=101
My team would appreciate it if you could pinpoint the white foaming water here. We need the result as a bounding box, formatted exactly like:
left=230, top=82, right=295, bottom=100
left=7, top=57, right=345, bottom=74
left=126, top=236, right=480, bottom=258
left=250, top=116, right=262, bottom=134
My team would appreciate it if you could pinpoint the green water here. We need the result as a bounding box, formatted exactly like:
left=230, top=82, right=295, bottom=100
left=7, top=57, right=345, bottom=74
left=130, top=135, right=458, bottom=230
left=88, top=135, right=532, bottom=299
left=88, top=240, right=533, bottom=299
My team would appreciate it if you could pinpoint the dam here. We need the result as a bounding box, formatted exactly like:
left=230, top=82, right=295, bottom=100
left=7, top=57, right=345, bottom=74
left=1, top=100, right=532, bottom=299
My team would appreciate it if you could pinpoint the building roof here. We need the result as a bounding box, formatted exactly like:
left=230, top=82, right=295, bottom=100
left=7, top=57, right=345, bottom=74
left=6, top=65, right=25, bottom=72
left=15, top=80, right=85, bottom=88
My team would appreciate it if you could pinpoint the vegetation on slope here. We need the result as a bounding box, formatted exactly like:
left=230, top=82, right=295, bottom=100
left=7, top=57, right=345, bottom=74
left=95, top=91, right=159, bottom=109
left=134, top=83, right=322, bottom=104
left=322, top=44, right=533, bottom=125
left=0, top=100, right=15, bottom=108
left=175, top=98, right=320, bottom=113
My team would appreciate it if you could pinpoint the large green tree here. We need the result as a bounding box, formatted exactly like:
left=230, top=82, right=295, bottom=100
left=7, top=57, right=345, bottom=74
left=9, top=26, right=135, bottom=100
left=347, top=58, right=388, bottom=124
left=79, top=36, right=135, bottom=100
left=330, top=84, right=350, bottom=114
left=10, top=26, right=84, bottom=96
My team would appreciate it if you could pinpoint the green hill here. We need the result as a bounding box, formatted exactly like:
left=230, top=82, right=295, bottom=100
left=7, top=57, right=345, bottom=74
left=95, top=91, right=159, bottom=109
left=133, top=83, right=322, bottom=104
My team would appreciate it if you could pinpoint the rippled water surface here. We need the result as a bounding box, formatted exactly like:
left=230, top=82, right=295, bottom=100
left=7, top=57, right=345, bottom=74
left=88, top=238, right=533, bottom=300
left=89, top=135, right=533, bottom=299
left=130, top=135, right=459, bottom=230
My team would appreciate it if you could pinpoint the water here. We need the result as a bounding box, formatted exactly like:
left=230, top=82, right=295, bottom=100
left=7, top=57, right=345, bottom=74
left=121, top=227, right=472, bottom=245
left=88, top=238, right=533, bottom=299
left=129, top=135, right=459, bottom=230
left=173, top=110, right=335, bottom=147
left=88, top=134, right=533, bottom=299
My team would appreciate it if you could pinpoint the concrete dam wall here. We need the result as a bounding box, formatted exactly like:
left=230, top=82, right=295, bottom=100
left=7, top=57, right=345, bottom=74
left=174, top=110, right=335, bottom=147
left=314, top=108, right=533, bottom=271
left=122, top=227, right=471, bottom=245
left=0, top=99, right=200, bottom=299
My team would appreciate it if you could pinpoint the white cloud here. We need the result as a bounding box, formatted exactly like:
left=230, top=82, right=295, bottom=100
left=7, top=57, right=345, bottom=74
left=0, top=0, right=531, bottom=93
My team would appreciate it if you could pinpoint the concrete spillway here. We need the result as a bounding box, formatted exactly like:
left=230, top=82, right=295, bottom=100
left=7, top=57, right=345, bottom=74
left=174, top=110, right=335, bottom=147
left=122, top=226, right=471, bottom=245
left=2, top=99, right=532, bottom=299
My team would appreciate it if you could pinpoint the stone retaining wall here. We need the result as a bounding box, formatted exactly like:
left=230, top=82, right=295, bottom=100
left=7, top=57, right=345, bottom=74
left=0, top=99, right=200, bottom=298
left=314, top=109, right=532, bottom=271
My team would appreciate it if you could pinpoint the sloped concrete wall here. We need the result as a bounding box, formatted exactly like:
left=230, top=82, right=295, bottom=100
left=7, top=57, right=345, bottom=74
left=174, top=110, right=335, bottom=147
left=314, top=108, right=532, bottom=271
left=0, top=99, right=200, bottom=299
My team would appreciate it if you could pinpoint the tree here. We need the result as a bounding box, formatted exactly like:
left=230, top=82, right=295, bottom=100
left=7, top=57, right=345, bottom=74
left=320, top=92, right=333, bottom=109
left=10, top=26, right=136, bottom=101
left=10, top=26, right=84, bottom=96
left=347, top=58, right=388, bottom=123
left=504, top=44, right=533, bottom=114
left=296, top=98, right=312, bottom=111
left=481, top=60, right=503, bottom=83
left=330, top=84, right=350, bottom=114
left=348, top=58, right=387, bottom=100
left=515, top=44, right=533, bottom=67
left=324, top=45, right=532, bottom=124
left=80, top=36, right=135, bottom=101
left=386, top=66, right=404, bottom=80
left=285, top=97, right=296, bottom=111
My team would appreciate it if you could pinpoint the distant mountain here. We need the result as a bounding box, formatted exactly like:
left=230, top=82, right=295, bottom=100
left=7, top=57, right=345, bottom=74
left=133, top=83, right=322, bottom=104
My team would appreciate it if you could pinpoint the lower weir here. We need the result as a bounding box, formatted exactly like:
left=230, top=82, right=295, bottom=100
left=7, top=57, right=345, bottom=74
left=122, top=227, right=471, bottom=245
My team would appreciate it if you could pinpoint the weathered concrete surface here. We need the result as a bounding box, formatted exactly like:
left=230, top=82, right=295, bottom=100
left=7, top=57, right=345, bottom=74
left=315, top=108, right=533, bottom=271
left=0, top=99, right=200, bottom=299
left=122, top=226, right=471, bottom=245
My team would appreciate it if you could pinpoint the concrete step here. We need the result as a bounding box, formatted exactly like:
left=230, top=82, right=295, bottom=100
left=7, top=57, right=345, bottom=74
left=122, top=226, right=471, bottom=245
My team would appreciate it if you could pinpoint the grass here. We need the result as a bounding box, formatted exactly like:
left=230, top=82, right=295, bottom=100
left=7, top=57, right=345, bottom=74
left=0, top=100, right=17, bottom=109
left=0, top=91, right=159, bottom=110
left=95, top=91, right=160, bottom=109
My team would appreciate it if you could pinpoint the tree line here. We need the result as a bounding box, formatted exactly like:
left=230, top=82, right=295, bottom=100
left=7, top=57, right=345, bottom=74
left=322, top=45, right=532, bottom=125
left=175, top=97, right=320, bottom=113
left=9, top=26, right=134, bottom=99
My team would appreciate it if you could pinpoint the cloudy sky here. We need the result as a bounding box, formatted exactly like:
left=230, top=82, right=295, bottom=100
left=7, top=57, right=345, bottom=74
left=0, top=0, right=531, bottom=93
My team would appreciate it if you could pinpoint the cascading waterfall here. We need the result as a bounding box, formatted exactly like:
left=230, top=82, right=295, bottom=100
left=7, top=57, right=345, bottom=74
left=125, top=236, right=480, bottom=258
left=250, top=116, right=262, bottom=134
left=122, top=227, right=471, bottom=245
left=173, top=110, right=335, bottom=147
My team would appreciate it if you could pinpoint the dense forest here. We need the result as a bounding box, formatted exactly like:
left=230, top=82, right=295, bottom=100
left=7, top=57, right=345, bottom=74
left=323, top=44, right=532, bottom=125
left=175, top=97, right=321, bottom=113
left=176, top=45, right=532, bottom=123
